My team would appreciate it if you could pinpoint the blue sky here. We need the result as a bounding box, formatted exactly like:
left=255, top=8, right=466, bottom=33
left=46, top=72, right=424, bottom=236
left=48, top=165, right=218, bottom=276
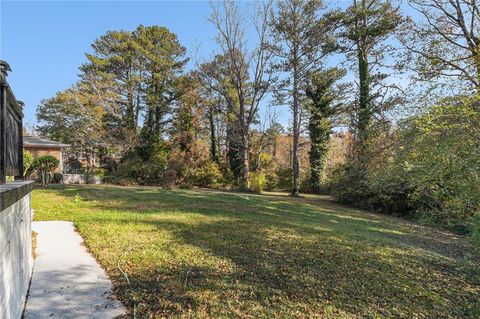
left=1, top=1, right=226, bottom=126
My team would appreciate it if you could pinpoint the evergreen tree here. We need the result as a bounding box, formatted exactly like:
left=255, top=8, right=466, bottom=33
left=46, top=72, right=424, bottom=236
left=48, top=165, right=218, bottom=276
left=306, top=69, right=344, bottom=192
left=82, top=25, right=188, bottom=153
left=81, top=30, right=142, bottom=131
left=340, top=0, right=402, bottom=161
left=270, top=0, right=338, bottom=196
left=135, top=26, right=188, bottom=138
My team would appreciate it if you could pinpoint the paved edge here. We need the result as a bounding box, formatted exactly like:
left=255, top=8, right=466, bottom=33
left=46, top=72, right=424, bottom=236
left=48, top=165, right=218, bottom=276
left=24, top=221, right=127, bottom=319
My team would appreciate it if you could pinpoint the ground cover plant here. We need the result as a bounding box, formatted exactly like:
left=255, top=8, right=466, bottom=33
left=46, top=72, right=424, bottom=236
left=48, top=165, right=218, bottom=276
left=32, top=185, right=480, bottom=318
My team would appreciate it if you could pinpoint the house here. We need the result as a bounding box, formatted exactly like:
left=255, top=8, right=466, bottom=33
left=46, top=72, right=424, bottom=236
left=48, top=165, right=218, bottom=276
left=23, top=136, right=70, bottom=173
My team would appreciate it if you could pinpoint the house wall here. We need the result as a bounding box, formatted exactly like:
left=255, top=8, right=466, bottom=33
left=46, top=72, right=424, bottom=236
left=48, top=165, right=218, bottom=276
left=24, top=147, right=63, bottom=173
left=0, top=186, right=33, bottom=319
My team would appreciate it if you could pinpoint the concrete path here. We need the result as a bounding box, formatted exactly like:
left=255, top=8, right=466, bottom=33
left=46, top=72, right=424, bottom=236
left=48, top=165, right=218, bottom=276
left=24, top=221, right=126, bottom=319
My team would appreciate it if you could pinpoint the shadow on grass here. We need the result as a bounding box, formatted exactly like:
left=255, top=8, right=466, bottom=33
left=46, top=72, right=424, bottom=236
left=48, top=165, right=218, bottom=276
left=35, top=185, right=480, bottom=318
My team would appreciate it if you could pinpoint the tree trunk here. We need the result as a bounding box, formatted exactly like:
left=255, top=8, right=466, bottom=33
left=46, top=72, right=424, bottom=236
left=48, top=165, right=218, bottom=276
left=240, top=125, right=250, bottom=191
left=292, top=119, right=300, bottom=196
left=135, top=86, right=141, bottom=128
left=291, top=57, right=300, bottom=197
left=126, top=66, right=135, bottom=129
left=473, top=46, right=480, bottom=93
left=357, top=44, right=370, bottom=162
left=208, top=107, right=218, bottom=163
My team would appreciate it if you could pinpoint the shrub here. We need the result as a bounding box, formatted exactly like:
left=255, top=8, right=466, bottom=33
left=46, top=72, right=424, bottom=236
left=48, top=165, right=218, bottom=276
left=328, top=163, right=367, bottom=205
left=299, top=173, right=314, bottom=193
left=101, top=156, right=118, bottom=173
left=219, top=167, right=236, bottom=188
left=23, top=150, right=34, bottom=177
left=31, top=155, right=60, bottom=186
left=114, top=150, right=169, bottom=185
left=276, top=167, right=293, bottom=190
left=194, top=161, right=223, bottom=188
left=92, top=168, right=106, bottom=178
left=52, top=173, right=63, bottom=184
left=264, top=171, right=279, bottom=191
left=249, top=171, right=266, bottom=193
left=326, top=98, right=480, bottom=234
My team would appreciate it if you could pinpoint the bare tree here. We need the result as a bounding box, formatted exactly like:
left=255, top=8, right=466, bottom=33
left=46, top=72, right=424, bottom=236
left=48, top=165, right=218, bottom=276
left=208, top=0, right=276, bottom=190
left=399, top=0, right=480, bottom=93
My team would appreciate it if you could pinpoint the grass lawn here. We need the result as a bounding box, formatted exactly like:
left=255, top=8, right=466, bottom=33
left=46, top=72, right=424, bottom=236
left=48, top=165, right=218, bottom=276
left=32, top=185, right=479, bottom=318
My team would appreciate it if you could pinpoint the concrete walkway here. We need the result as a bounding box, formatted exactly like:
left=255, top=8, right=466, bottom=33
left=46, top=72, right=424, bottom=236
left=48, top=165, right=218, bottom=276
left=24, top=221, right=126, bottom=319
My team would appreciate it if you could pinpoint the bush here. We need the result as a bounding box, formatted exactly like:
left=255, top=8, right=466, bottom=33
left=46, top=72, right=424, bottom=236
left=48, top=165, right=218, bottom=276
left=194, top=161, right=223, bottom=188
left=101, top=156, right=118, bottom=173
left=83, top=170, right=102, bottom=184
left=328, top=163, right=368, bottom=206
left=299, top=173, right=314, bottom=193
left=264, top=171, right=279, bottom=191
left=23, top=150, right=34, bottom=177
left=326, top=98, right=480, bottom=234
left=52, top=173, right=63, bottom=184
left=219, top=167, right=236, bottom=188
left=249, top=171, right=266, bottom=193
left=276, top=167, right=292, bottom=190
left=31, top=155, right=59, bottom=186
left=114, top=150, right=169, bottom=185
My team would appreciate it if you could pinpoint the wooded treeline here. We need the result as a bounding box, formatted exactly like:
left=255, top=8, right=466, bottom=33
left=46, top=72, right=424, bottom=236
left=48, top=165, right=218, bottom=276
left=36, top=0, right=480, bottom=239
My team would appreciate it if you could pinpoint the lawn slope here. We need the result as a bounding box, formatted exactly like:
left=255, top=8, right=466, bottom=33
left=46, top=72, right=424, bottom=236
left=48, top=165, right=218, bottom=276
left=32, top=185, right=480, bottom=318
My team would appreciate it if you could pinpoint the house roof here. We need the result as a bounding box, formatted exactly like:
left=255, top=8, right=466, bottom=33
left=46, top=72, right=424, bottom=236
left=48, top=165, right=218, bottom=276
left=23, top=136, right=70, bottom=148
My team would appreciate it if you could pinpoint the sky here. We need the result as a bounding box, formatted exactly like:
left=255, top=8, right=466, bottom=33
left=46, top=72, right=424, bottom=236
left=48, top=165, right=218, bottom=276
left=0, top=1, right=230, bottom=126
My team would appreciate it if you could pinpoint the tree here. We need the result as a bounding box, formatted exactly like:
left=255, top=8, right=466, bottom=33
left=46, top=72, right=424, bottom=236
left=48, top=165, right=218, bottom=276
left=306, top=68, right=345, bottom=192
left=134, top=25, right=189, bottom=141
left=270, top=0, right=338, bottom=196
left=81, top=25, right=188, bottom=151
left=206, top=92, right=220, bottom=164
left=169, top=78, right=211, bottom=186
left=197, top=55, right=243, bottom=180
left=339, top=0, right=402, bottom=162
left=36, top=84, right=106, bottom=167
left=23, top=150, right=34, bottom=177
left=81, top=30, right=143, bottom=131
left=399, top=0, right=480, bottom=94
left=32, top=155, right=59, bottom=186
left=208, top=0, right=276, bottom=190
left=192, top=73, right=222, bottom=164
left=172, top=81, right=197, bottom=154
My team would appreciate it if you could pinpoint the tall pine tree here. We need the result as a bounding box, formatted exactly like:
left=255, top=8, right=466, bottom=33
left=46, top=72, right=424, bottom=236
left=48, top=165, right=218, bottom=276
left=306, top=69, right=344, bottom=192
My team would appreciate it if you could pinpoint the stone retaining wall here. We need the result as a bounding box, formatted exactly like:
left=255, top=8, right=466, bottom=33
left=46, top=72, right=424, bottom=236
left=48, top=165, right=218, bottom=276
left=62, top=174, right=102, bottom=185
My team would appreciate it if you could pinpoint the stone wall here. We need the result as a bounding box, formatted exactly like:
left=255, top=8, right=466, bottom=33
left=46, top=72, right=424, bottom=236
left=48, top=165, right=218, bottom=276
left=62, top=174, right=102, bottom=185
left=0, top=182, right=34, bottom=319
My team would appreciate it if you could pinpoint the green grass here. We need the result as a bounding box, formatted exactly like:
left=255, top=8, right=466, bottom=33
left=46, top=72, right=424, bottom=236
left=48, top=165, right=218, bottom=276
left=32, top=185, right=480, bottom=318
